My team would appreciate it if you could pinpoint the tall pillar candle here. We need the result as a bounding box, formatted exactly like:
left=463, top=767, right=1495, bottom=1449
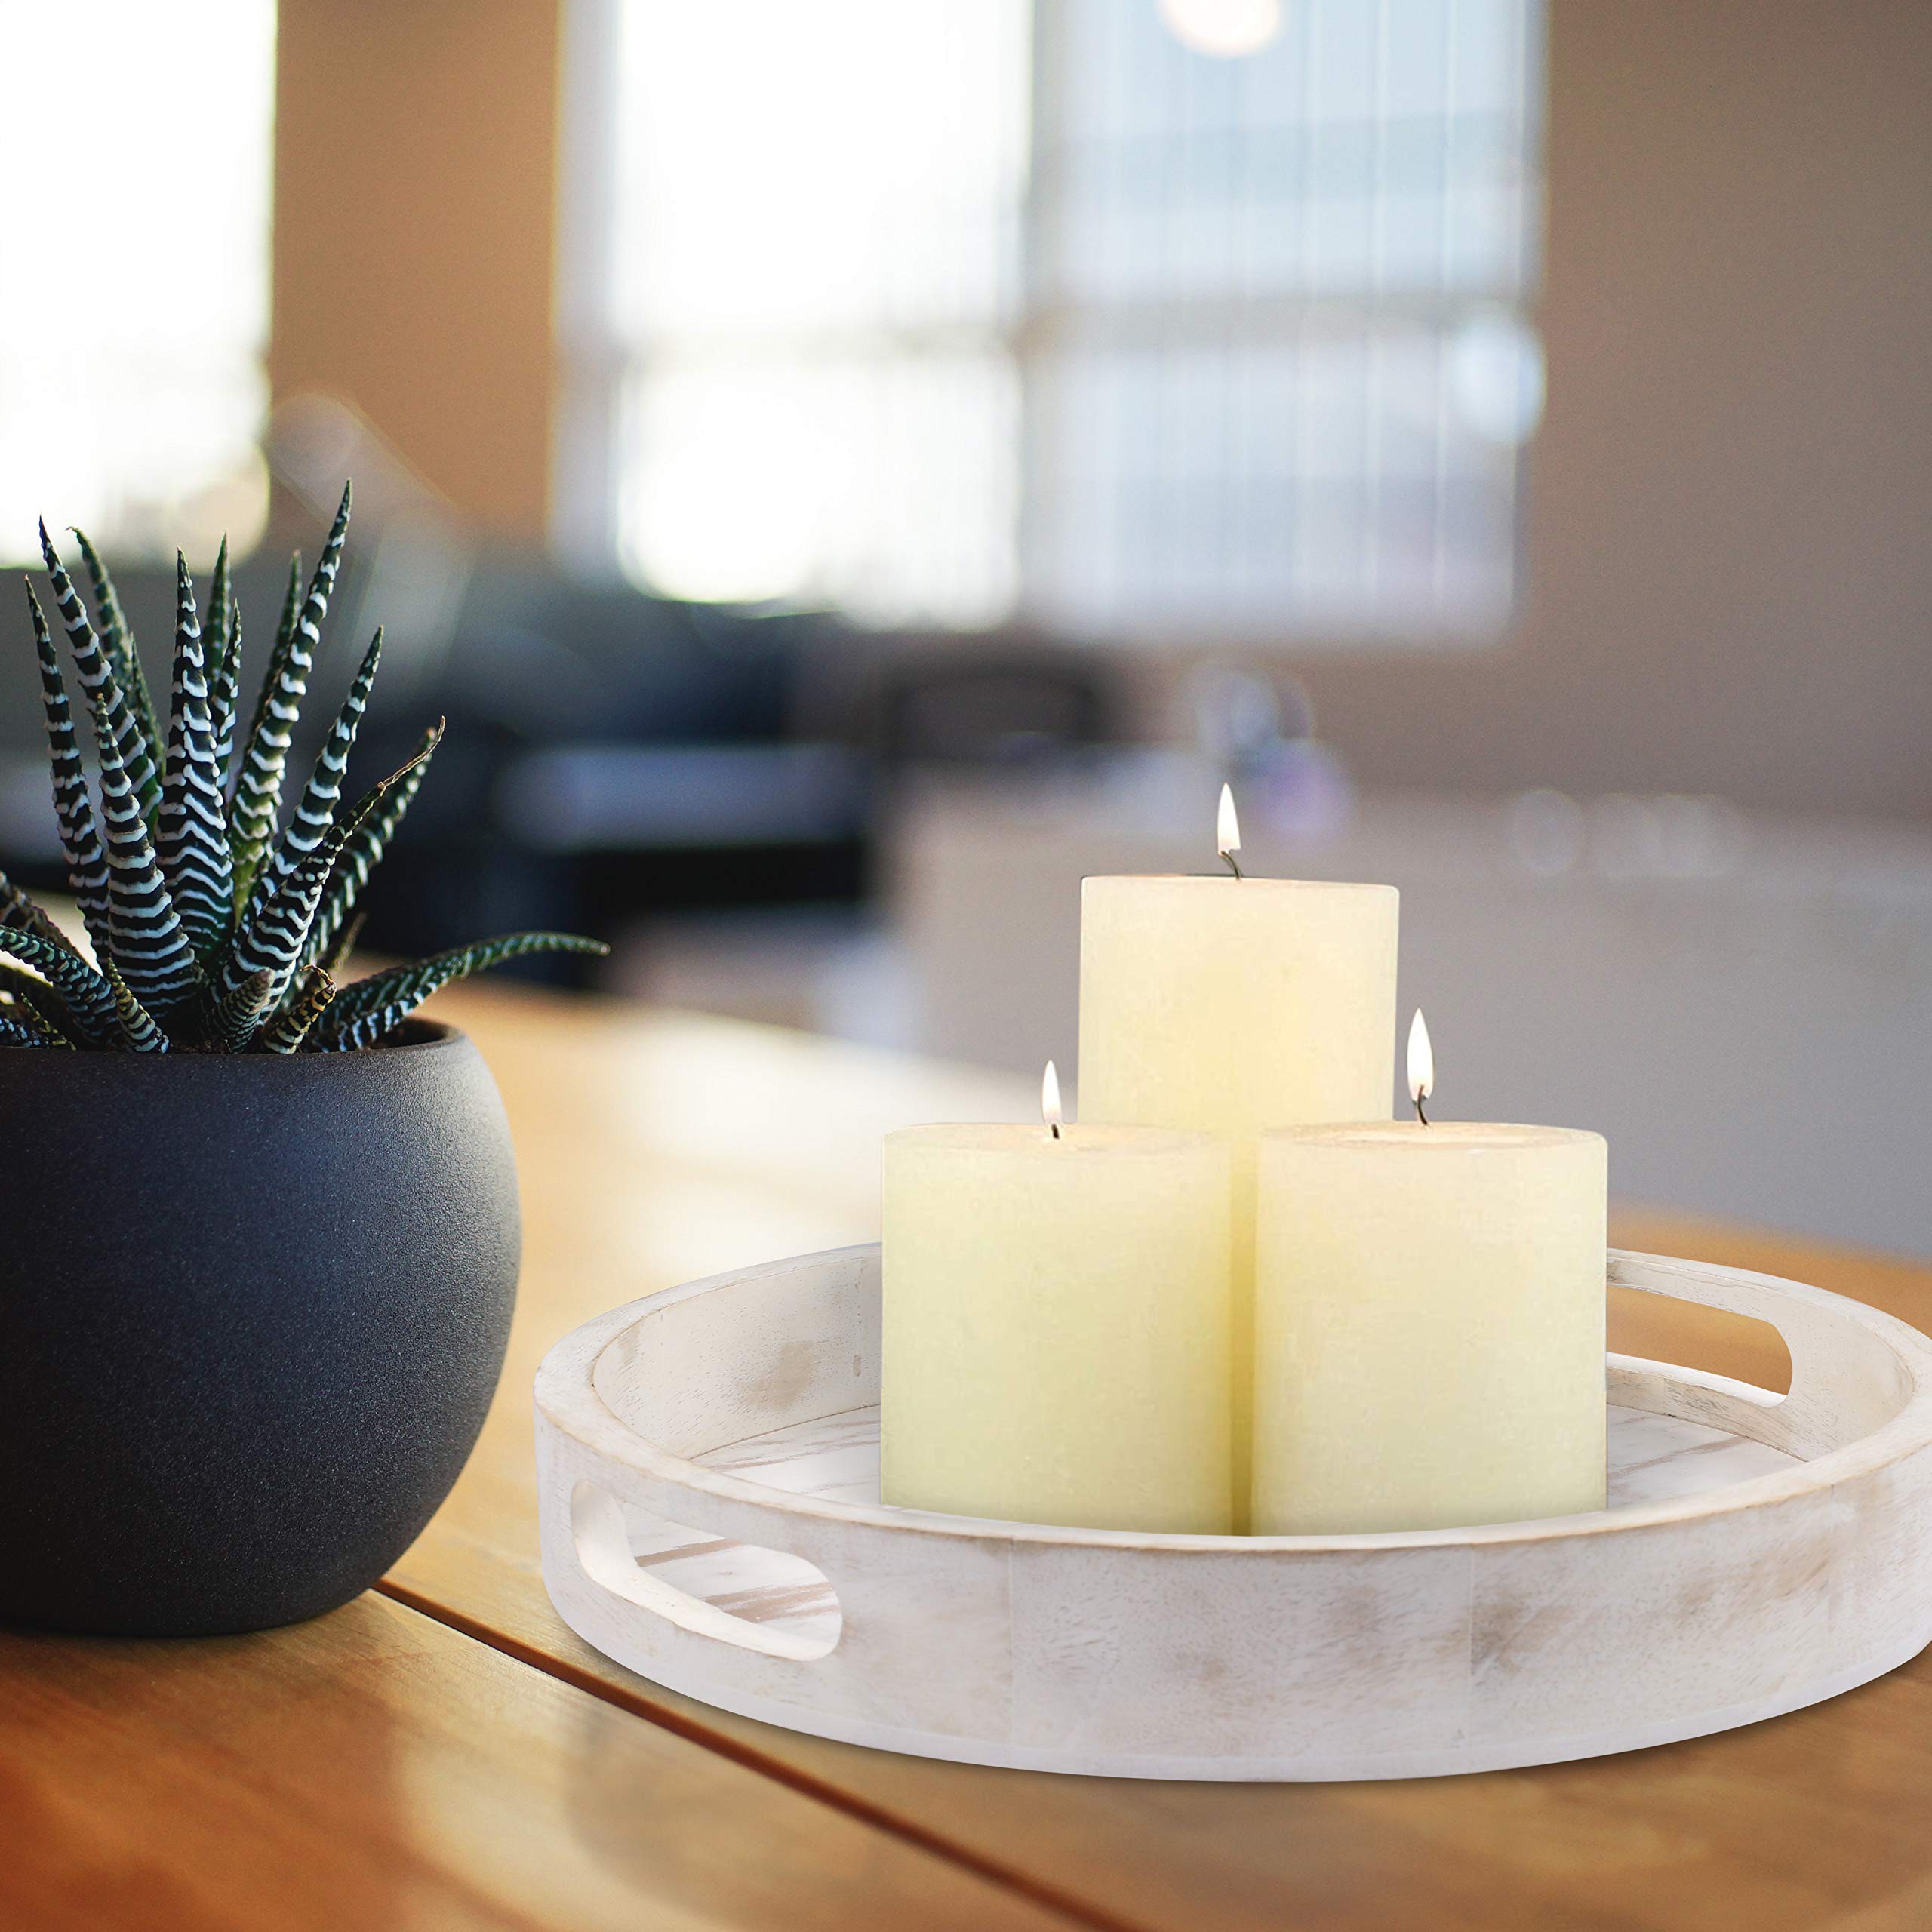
left=881, top=1111, right=1232, bottom=1534
left=1078, top=869, right=1398, bottom=1527
left=1253, top=1121, right=1607, bottom=1534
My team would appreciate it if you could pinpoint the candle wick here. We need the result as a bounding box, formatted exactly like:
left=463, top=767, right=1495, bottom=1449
left=1050, top=1121, right=1062, bottom=1140
left=1221, top=851, right=1242, bottom=881
left=1414, top=1094, right=1430, bottom=1128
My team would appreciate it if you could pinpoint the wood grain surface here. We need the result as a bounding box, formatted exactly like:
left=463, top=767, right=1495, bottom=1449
left=0, top=1590, right=1073, bottom=1932
left=379, top=979, right=1932, bottom=1932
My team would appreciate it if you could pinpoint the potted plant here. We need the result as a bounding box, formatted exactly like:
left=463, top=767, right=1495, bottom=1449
left=0, top=485, right=605, bottom=1637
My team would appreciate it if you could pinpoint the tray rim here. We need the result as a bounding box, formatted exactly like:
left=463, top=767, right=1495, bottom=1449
left=534, top=1242, right=1932, bottom=1555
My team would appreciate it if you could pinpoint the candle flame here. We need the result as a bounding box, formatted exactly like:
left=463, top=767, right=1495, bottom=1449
left=1407, top=1009, right=1435, bottom=1106
left=1042, top=1059, right=1063, bottom=1137
left=1216, top=783, right=1241, bottom=860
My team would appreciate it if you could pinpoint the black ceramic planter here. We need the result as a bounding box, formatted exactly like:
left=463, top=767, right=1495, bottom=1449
left=0, top=1022, right=518, bottom=1637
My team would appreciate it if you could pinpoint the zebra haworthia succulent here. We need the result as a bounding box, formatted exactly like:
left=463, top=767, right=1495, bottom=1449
left=2, top=486, right=606, bottom=1054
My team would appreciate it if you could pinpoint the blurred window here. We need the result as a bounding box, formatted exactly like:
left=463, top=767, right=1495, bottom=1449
left=0, top=0, right=275, bottom=564
left=562, top=0, right=1543, bottom=645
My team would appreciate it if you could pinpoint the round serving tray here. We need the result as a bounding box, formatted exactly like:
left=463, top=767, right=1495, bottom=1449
left=534, top=1245, right=1932, bottom=1781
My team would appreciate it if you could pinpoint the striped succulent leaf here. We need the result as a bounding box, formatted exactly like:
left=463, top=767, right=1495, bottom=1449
left=0, top=926, right=120, bottom=1048
left=208, top=585, right=242, bottom=799
left=315, top=931, right=610, bottom=1051
left=251, top=624, right=383, bottom=915
left=103, top=955, right=169, bottom=1053
left=0, top=963, right=80, bottom=1045
left=226, top=549, right=303, bottom=900
left=205, top=535, right=232, bottom=660
left=25, top=586, right=112, bottom=961
left=156, top=552, right=234, bottom=963
left=202, top=534, right=239, bottom=789
left=0, top=1010, right=54, bottom=1049
left=0, top=871, right=81, bottom=960
left=301, top=718, right=441, bottom=973
left=220, top=754, right=405, bottom=1022
left=223, top=626, right=387, bottom=1005
left=260, top=965, right=336, bottom=1054
left=71, top=526, right=163, bottom=817
left=221, top=740, right=419, bottom=1020
left=0, top=889, right=99, bottom=1048
left=273, top=545, right=304, bottom=643
left=38, top=521, right=161, bottom=823
left=36, top=531, right=198, bottom=1012
left=67, top=621, right=200, bottom=1019
left=219, top=835, right=348, bottom=1024
left=230, top=481, right=351, bottom=899
left=208, top=966, right=276, bottom=1053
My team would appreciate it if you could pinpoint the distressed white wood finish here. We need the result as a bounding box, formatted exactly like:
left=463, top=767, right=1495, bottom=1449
left=535, top=1247, right=1932, bottom=1781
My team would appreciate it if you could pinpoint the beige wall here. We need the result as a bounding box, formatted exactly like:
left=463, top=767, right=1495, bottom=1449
left=269, top=1, right=1932, bottom=816
left=270, top=0, right=561, bottom=539
left=1272, top=0, right=1932, bottom=819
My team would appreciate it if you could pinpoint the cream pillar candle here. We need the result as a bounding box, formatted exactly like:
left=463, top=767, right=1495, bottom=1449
left=881, top=1072, right=1232, bottom=1534
left=1253, top=1086, right=1608, bottom=1534
left=1078, top=798, right=1398, bottom=1527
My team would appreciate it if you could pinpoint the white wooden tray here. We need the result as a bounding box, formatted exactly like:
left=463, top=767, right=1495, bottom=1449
left=534, top=1245, right=1932, bottom=1781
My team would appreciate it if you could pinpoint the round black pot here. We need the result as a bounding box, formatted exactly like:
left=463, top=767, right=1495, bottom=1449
left=0, top=1022, right=518, bottom=1637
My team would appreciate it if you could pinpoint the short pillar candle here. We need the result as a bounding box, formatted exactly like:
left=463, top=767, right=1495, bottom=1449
left=881, top=1111, right=1232, bottom=1534
left=1252, top=1121, right=1608, bottom=1535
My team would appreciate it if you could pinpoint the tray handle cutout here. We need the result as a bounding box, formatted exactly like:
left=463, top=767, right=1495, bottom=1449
left=570, top=1481, right=841, bottom=1662
left=1608, top=1286, right=1792, bottom=1394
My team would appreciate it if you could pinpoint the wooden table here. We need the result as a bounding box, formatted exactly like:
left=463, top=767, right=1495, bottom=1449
left=8, top=983, right=1932, bottom=1931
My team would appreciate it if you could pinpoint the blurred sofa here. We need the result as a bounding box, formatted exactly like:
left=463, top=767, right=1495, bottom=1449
left=0, top=532, right=1123, bottom=985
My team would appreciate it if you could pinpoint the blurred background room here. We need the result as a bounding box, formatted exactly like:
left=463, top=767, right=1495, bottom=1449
left=2, top=0, right=1929, bottom=1250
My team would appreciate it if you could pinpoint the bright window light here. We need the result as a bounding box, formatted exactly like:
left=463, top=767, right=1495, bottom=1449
left=601, top=0, right=1028, bottom=626
left=564, top=0, right=1545, bottom=646
left=0, top=0, right=276, bottom=564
